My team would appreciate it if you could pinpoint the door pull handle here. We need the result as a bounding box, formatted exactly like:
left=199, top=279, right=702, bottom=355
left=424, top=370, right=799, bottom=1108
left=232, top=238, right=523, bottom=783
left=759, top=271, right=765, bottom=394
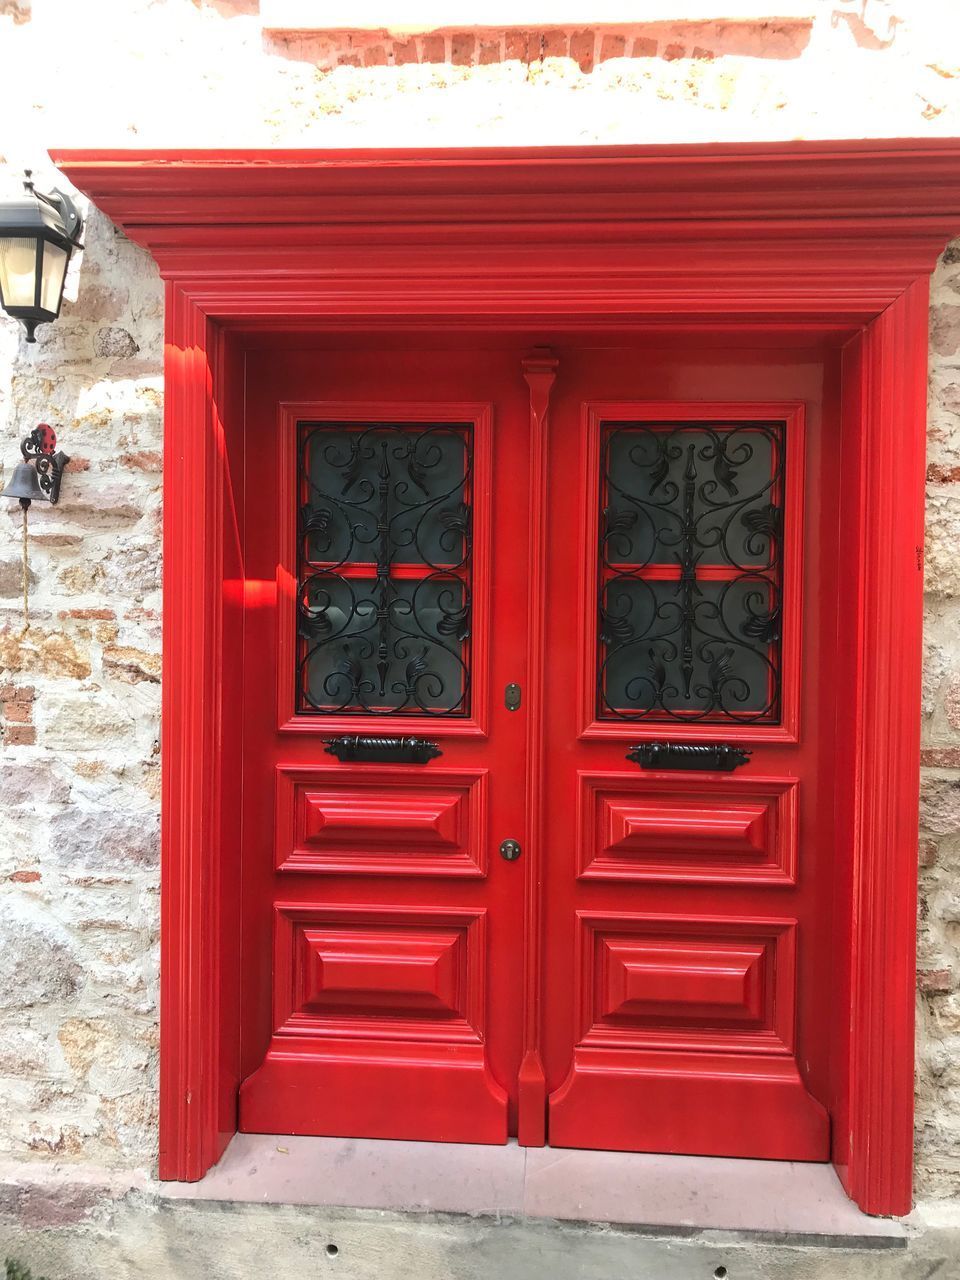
left=627, top=742, right=752, bottom=772
left=324, top=734, right=442, bottom=764
left=499, top=838, right=522, bottom=861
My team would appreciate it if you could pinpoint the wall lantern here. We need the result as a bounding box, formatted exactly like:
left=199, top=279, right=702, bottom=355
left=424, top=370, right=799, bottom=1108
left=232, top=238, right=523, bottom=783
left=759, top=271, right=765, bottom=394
left=1, top=424, right=70, bottom=633
left=0, top=171, right=84, bottom=343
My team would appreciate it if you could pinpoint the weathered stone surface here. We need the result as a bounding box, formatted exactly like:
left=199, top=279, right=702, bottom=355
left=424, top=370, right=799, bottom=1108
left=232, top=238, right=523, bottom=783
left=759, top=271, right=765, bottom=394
left=925, top=491, right=960, bottom=596
left=38, top=693, right=136, bottom=751
left=94, top=328, right=140, bottom=359
left=47, top=810, right=159, bottom=873
left=0, top=559, right=35, bottom=598
left=920, top=775, right=960, bottom=835
left=102, top=646, right=161, bottom=684
left=0, top=762, right=69, bottom=807
left=0, top=901, right=83, bottom=1010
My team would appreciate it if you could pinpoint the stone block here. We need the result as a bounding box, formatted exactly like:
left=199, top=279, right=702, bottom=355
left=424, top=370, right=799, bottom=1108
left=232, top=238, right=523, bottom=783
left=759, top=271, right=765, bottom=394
left=0, top=900, right=83, bottom=1010
left=47, top=809, right=159, bottom=874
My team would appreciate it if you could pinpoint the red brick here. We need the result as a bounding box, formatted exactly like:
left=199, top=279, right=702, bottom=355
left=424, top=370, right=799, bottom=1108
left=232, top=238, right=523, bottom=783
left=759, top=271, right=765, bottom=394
left=919, top=835, right=940, bottom=868
left=505, top=30, right=530, bottom=62
left=632, top=36, right=658, bottom=57
left=392, top=38, right=418, bottom=65
left=420, top=34, right=445, bottom=63
left=927, top=462, right=960, bottom=483
left=363, top=44, right=387, bottom=67
left=0, top=682, right=33, bottom=702
left=663, top=43, right=686, bottom=61
left=600, top=34, right=626, bottom=61
left=9, top=870, right=40, bottom=883
left=451, top=32, right=475, bottom=65
left=570, top=29, right=595, bottom=72
left=5, top=725, right=36, bottom=746
left=692, top=45, right=715, bottom=60
left=541, top=29, right=567, bottom=58
left=921, top=747, right=960, bottom=767
left=337, top=53, right=361, bottom=67
left=478, top=39, right=500, bottom=65
left=3, top=701, right=32, bottom=724
left=918, top=968, right=955, bottom=994
left=57, top=608, right=116, bottom=621
left=119, top=450, right=162, bottom=470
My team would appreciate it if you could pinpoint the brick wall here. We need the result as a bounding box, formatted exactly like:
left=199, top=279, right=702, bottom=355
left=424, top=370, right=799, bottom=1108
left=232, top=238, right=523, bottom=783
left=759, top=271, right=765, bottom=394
left=0, top=0, right=958, bottom=1205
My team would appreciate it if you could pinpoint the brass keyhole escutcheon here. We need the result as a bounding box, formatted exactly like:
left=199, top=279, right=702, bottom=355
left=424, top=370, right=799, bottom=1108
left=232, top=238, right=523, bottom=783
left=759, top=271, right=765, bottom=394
left=499, top=838, right=522, bottom=861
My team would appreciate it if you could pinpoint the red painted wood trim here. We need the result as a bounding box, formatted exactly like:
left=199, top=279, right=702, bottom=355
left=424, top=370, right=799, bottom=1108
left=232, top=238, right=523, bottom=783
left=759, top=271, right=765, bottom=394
left=517, top=351, right=558, bottom=1147
left=840, top=281, right=930, bottom=1216
left=48, top=140, right=960, bottom=229
left=52, top=142, right=960, bottom=325
left=159, top=285, right=230, bottom=1181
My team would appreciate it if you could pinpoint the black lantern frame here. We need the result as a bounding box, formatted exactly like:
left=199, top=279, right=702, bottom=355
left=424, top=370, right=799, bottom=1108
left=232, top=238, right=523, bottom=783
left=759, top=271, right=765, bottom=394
left=0, top=172, right=84, bottom=343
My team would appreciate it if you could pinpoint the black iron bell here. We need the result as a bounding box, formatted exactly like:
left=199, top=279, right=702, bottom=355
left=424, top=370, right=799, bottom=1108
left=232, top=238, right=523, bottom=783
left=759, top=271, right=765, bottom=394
left=2, top=461, right=45, bottom=508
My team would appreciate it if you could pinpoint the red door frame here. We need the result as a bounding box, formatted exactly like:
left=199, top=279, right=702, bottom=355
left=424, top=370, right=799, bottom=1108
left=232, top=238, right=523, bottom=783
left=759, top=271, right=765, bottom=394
left=54, top=141, right=960, bottom=1215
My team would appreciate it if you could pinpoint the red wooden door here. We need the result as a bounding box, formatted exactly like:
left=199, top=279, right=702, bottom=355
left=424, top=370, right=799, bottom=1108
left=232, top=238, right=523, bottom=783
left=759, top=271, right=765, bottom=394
left=238, top=341, right=836, bottom=1160
left=238, top=348, right=531, bottom=1142
left=541, top=347, right=834, bottom=1160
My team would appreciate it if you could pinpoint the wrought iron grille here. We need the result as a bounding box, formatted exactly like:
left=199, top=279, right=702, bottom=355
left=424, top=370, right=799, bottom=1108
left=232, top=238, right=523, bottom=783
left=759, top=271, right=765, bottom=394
left=597, top=419, right=786, bottom=724
left=296, top=421, right=472, bottom=716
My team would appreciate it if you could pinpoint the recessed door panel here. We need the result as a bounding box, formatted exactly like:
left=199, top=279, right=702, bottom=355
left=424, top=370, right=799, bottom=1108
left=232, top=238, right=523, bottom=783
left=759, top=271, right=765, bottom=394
left=276, top=766, right=488, bottom=877
left=578, top=772, right=798, bottom=884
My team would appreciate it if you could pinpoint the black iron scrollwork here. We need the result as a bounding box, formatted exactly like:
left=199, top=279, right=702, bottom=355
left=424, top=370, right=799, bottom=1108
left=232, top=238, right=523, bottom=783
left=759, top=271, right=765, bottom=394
left=22, top=424, right=70, bottom=505
left=297, top=422, right=472, bottom=716
left=324, top=735, right=443, bottom=763
left=626, top=741, right=752, bottom=772
left=598, top=420, right=785, bottom=724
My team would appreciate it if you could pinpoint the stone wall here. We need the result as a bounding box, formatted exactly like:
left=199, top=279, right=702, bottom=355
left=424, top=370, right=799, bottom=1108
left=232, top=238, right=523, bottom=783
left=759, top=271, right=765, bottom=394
left=0, top=0, right=959, bottom=1207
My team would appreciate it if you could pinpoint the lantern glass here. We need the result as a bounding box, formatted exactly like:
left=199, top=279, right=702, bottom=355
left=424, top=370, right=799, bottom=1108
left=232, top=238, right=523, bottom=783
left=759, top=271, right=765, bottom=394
left=40, top=240, right=68, bottom=315
left=0, top=236, right=40, bottom=309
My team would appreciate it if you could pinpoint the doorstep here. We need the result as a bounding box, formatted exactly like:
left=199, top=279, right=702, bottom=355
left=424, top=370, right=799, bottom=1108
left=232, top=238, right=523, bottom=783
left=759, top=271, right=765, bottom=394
left=162, top=1135, right=906, bottom=1241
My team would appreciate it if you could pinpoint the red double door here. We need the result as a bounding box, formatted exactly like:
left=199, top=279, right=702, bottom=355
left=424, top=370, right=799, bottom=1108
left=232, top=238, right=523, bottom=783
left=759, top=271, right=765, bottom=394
left=238, top=342, right=835, bottom=1160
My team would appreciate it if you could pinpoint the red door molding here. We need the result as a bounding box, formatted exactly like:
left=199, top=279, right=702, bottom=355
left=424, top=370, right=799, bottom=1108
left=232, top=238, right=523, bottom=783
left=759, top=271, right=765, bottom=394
left=53, top=141, right=960, bottom=1214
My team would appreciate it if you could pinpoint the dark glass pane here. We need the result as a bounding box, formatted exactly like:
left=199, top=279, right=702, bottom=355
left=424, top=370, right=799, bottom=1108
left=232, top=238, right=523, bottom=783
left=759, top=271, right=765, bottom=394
left=303, top=425, right=468, bottom=568
left=600, top=576, right=778, bottom=720
left=296, top=421, right=472, bottom=717
left=598, top=419, right=785, bottom=725
left=604, top=424, right=780, bottom=568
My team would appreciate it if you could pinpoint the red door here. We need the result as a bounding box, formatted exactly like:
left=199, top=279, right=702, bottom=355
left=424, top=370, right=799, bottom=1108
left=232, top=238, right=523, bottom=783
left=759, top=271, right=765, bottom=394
left=239, top=348, right=531, bottom=1142
left=541, top=348, right=832, bottom=1160
left=238, top=341, right=835, bottom=1160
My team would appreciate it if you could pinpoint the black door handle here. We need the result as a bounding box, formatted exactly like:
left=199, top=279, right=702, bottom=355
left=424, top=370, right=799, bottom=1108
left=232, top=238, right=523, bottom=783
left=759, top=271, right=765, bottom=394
left=626, top=742, right=752, bottom=772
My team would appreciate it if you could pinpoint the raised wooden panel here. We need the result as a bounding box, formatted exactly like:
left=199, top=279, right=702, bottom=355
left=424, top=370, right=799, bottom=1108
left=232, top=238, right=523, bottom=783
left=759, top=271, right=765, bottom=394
left=578, top=912, right=797, bottom=1055
left=578, top=772, right=797, bottom=885
left=275, top=904, right=486, bottom=1043
left=296, top=927, right=464, bottom=1017
left=599, top=937, right=767, bottom=1027
left=276, top=766, right=487, bottom=877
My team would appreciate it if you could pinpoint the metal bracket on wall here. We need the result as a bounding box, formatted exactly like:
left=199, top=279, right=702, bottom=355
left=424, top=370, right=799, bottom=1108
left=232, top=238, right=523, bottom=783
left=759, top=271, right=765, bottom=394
left=323, top=734, right=443, bottom=764
left=626, top=741, right=752, bottom=772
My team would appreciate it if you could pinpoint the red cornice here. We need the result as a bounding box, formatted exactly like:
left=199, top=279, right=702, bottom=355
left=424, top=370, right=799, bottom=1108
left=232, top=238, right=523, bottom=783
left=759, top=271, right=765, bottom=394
left=51, top=140, right=960, bottom=324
